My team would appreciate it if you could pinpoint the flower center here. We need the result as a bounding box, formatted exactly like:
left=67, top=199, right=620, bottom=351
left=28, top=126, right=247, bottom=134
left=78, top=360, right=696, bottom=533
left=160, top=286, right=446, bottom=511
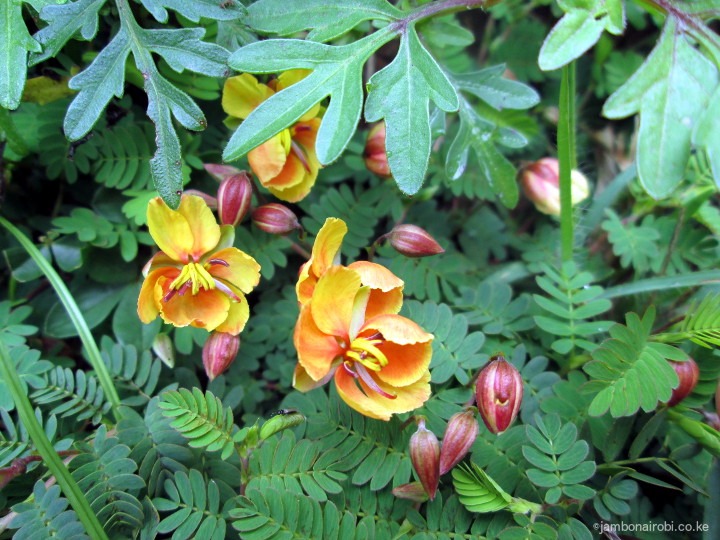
left=342, top=334, right=396, bottom=399
left=163, top=258, right=240, bottom=303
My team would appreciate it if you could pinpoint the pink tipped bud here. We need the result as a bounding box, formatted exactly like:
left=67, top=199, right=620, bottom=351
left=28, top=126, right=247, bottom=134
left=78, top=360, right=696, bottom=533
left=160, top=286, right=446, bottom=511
left=252, top=203, right=300, bottom=235
left=476, top=355, right=523, bottom=434
left=204, top=163, right=243, bottom=182
left=202, top=332, right=240, bottom=381
left=389, top=224, right=445, bottom=258
left=520, top=157, right=589, bottom=216
left=218, top=172, right=253, bottom=226
left=409, top=417, right=440, bottom=500
left=391, top=482, right=429, bottom=502
left=666, top=357, right=700, bottom=407
left=364, top=122, right=391, bottom=178
left=439, top=409, right=479, bottom=475
left=183, top=190, right=218, bottom=210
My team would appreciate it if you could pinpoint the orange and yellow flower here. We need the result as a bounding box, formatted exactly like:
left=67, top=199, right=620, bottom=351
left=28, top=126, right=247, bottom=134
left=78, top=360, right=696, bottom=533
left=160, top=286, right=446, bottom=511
left=137, top=195, right=261, bottom=335
left=293, top=218, right=432, bottom=421
left=222, top=71, right=322, bottom=203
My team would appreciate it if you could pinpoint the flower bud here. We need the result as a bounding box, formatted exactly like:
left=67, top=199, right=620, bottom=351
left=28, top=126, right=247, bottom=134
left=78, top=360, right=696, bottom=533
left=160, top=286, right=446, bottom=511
left=520, top=157, right=589, bottom=216
left=439, top=409, right=479, bottom=475
left=204, top=163, right=243, bottom=182
left=251, top=203, right=300, bottom=235
left=388, top=224, right=444, bottom=258
left=476, top=355, right=523, bottom=434
left=391, top=482, right=428, bottom=502
left=152, top=334, right=175, bottom=368
left=364, top=122, right=391, bottom=178
left=666, top=357, right=699, bottom=407
left=202, top=332, right=240, bottom=381
left=218, top=172, right=253, bottom=226
left=409, top=417, right=440, bottom=500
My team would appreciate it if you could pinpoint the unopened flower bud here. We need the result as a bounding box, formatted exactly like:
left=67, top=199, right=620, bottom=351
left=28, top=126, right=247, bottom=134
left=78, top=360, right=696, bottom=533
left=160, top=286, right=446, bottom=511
left=252, top=203, right=300, bottom=235
left=259, top=409, right=305, bottom=440
left=476, top=355, right=523, bottom=434
left=389, top=224, right=444, bottom=258
left=152, top=334, right=175, bottom=368
left=364, top=122, right=391, bottom=178
left=409, top=417, right=440, bottom=500
left=520, top=157, right=589, bottom=216
left=439, top=409, right=479, bottom=475
left=391, top=482, right=428, bottom=502
left=202, top=332, right=240, bottom=381
left=218, top=172, right=253, bottom=226
left=204, top=163, right=243, bottom=182
left=666, top=357, right=699, bottom=407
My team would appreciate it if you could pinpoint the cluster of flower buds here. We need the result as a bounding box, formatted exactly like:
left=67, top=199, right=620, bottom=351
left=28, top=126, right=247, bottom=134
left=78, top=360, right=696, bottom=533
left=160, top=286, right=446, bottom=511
left=666, top=357, right=700, bottom=407
left=364, top=122, right=391, bottom=178
left=252, top=203, right=301, bottom=235
left=387, top=224, right=444, bottom=258
left=520, top=157, right=590, bottom=216
left=401, top=355, right=524, bottom=501
left=202, top=331, right=240, bottom=380
left=476, top=354, right=524, bottom=434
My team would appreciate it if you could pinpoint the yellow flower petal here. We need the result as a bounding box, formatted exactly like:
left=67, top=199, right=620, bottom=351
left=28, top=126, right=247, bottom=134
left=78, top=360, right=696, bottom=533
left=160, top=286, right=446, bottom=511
left=138, top=268, right=176, bottom=323
left=296, top=217, right=347, bottom=305
left=214, top=294, right=250, bottom=335
left=294, top=304, right=344, bottom=381
left=310, top=266, right=360, bottom=339
left=208, top=247, right=261, bottom=295
left=160, top=287, right=230, bottom=331
left=248, top=131, right=290, bottom=185
left=347, top=261, right=404, bottom=317
left=222, top=73, right=274, bottom=119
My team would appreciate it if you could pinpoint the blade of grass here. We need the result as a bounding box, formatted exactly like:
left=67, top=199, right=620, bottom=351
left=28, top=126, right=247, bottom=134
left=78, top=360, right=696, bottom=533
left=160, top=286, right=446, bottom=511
left=0, top=216, right=121, bottom=417
left=558, top=62, right=576, bottom=262
left=0, top=343, right=109, bottom=540
left=601, top=271, right=720, bottom=299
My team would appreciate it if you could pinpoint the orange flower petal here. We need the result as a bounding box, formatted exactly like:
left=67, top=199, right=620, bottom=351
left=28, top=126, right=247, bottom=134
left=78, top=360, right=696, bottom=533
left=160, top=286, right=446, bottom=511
left=263, top=149, right=306, bottom=189
left=361, top=313, right=433, bottom=387
left=148, top=196, right=221, bottom=263
left=160, top=287, right=230, bottom=331
left=138, top=267, right=176, bottom=323
left=334, top=368, right=431, bottom=421
left=310, top=266, right=360, bottom=339
left=248, top=130, right=290, bottom=185
left=214, top=294, right=250, bottom=335
left=293, top=362, right=337, bottom=392
left=222, top=73, right=274, bottom=119
left=347, top=261, right=404, bottom=317
left=296, top=218, right=347, bottom=305
left=294, top=304, right=344, bottom=381
left=209, top=247, right=261, bottom=294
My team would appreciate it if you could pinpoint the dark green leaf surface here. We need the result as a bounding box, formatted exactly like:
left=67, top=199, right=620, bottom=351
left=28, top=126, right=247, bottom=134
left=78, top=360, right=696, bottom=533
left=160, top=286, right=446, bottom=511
left=139, top=0, right=246, bottom=23
left=0, top=2, right=42, bottom=109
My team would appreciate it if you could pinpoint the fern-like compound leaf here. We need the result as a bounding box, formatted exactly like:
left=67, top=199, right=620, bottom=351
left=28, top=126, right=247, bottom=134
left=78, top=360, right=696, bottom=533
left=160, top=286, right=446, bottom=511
left=452, top=462, right=512, bottom=513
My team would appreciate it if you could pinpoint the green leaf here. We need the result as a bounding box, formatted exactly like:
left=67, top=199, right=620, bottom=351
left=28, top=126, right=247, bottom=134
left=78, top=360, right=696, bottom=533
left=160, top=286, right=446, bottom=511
left=246, top=0, right=402, bottom=42
left=30, top=0, right=105, bottom=64
left=224, top=31, right=393, bottom=166
left=365, top=24, right=459, bottom=194
left=693, top=86, right=720, bottom=187
left=603, top=18, right=719, bottom=198
left=139, top=0, right=246, bottom=23
left=452, top=462, right=512, bottom=513
left=0, top=1, right=42, bottom=109
left=539, top=0, right=624, bottom=71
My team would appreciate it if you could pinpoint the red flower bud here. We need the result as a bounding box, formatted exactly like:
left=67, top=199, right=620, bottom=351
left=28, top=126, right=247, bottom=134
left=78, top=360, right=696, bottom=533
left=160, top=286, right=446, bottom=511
left=520, top=157, right=589, bottom=216
left=476, top=355, right=523, bottom=434
left=204, top=163, right=243, bottom=182
left=391, top=482, right=429, bottom=502
left=364, top=122, right=391, bottom=178
left=388, top=224, right=444, bottom=258
left=202, top=332, right=240, bottom=381
left=439, top=409, right=479, bottom=475
left=251, top=203, right=300, bottom=235
left=666, top=357, right=699, bottom=407
left=409, top=417, right=440, bottom=500
left=218, top=172, right=253, bottom=226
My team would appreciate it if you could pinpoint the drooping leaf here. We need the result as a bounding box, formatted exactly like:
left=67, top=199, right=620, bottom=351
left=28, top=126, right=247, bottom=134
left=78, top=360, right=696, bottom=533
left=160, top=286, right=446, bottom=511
left=603, top=18, right=719, bottom=198
left=365, top=24, right=459, bottom=194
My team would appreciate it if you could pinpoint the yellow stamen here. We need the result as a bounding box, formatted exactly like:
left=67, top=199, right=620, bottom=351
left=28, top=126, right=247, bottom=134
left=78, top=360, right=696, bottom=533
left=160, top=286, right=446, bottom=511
left=344, top=337, right=387, bottom=373
left=169, top=263, right=216, bottom=295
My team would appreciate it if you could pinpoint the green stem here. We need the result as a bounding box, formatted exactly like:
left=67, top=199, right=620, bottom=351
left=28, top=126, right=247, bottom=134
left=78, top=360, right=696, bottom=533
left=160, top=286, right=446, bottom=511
left=558, top=62, right=577, bottom=262
left=0, top=344, right=109, bottom=540
left=0, top=217, right=122, bottom=417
